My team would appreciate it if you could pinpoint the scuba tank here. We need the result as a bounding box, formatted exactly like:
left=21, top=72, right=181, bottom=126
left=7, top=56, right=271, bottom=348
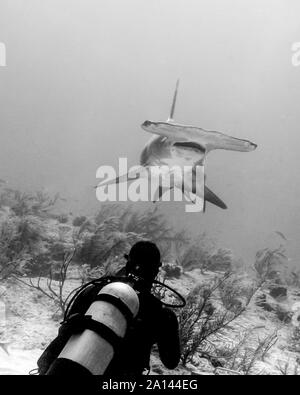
left=40, top=278, right=139, bottom=375
left=36, top=271, right=185, bottom=375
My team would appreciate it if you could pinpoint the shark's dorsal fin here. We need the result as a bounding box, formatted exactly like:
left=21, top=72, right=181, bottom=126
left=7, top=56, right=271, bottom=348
left=167, top=79, right=179, bottom=122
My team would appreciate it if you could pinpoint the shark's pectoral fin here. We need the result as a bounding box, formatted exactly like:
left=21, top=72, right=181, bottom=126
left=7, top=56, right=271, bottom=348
left=95, top=166, right=145, bottom=188
left=115, top=172, right=141, bottom=184
left=204, top=185, right=227, bottom=209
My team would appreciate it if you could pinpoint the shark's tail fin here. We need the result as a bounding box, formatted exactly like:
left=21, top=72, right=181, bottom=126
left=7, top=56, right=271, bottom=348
left=167, top=79, right=180, bottom=122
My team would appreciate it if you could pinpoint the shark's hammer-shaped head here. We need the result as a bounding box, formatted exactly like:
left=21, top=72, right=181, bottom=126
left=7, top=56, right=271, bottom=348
left=200, top=129, right=257, bottom=153
left=141, top=120, right=188, bottom=141
left=141, top=120, right=257, bottom=153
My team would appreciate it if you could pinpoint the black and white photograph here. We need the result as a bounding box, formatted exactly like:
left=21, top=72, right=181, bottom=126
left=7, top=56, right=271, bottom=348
left=0, top=0, right=300, bottom=379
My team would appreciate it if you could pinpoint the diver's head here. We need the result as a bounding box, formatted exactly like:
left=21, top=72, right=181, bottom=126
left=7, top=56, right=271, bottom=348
left=125, top=241, right=161, bottom=288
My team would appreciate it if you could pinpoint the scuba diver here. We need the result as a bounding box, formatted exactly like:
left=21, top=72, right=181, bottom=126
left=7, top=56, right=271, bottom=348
left=37, top=241, right=181, bottom=376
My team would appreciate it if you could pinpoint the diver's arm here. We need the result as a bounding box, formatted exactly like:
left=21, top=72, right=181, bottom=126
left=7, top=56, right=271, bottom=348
left=157, top=307, right=181, bottom=369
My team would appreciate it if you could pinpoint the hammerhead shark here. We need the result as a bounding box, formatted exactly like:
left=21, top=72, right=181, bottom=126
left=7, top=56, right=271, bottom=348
left=141, top=80, right=256, bottom=208
left=97, top=80, right=257, bottom=210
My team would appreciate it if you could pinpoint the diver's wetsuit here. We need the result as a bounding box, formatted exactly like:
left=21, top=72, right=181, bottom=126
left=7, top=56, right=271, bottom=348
left=38, top=275, right=181, bottom=376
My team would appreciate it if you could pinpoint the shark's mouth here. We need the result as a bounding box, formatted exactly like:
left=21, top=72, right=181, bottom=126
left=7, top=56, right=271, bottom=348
left=173, top=141, right=206, bottom=153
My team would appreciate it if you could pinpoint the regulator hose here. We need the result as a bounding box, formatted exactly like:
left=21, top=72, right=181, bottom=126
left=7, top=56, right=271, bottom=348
left=64, top=274, right=186, bottom=321
left=152, top=279, right=186, bottom=308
